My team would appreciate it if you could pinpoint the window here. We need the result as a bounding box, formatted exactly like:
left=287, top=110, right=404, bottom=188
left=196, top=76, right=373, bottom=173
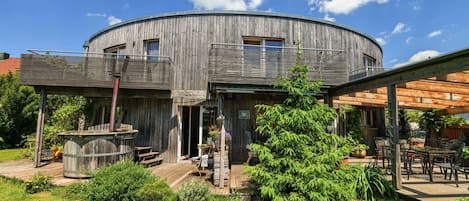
left=242, top=37, right=283, bottom=77
left=363, top=54, right=376, bottom=68
left=104, top=44, right=126, bottom=77
left=144, top=40, right=159, bottom=61
left=104, top=44, right=126, bottom=58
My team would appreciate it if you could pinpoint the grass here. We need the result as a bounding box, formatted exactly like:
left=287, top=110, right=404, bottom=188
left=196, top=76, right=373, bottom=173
left=0, top=148, right=29, bottom=162
left=0, top=177, right=70, bottom=201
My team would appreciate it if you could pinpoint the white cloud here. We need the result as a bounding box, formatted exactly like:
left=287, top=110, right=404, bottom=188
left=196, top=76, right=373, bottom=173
left=409, top=1, right=420, bottom=10
left=86, top=13, right=107, bottom=17
left=427, top=30, right=442, bottom=38
left=393, top=50, right=440, bottom=67
left=323, top=14, right=336, bottom=22
left=375, top=37, right=386, bottom=46
left=190, top=0, right=264, bottom=10
left=108, top=16, right=122, bottom=25
left=392, top=22, right=410, bottom=34
left=405, top=37, right=412, bottom=44
left=308, top=0, right=389, bottom=15
left=388, top=59, right=399, bottom=64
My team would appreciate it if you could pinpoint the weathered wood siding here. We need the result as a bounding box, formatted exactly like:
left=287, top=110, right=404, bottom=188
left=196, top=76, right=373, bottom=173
left=223, top=94, right=285, bottom=163
left=90, top=98, right=179, bottom=163
left=87, top=13, right=382, bottom=91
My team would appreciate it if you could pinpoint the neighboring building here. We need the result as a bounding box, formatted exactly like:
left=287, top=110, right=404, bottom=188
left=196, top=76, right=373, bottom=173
left=0, top=53, right=20, bottom=75
left=20, top=11, right=382, bottom=163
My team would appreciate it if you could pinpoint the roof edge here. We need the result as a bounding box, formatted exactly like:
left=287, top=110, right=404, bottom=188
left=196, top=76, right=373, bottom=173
left=85, top=10, right=382, bottom=52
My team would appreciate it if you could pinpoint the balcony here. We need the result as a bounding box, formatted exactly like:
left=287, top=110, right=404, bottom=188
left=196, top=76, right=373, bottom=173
left=20, top=51, right=172, bottom=90
left=208, top=43, right=348, bottom=86
left=349, top=66, right=389, bottom=81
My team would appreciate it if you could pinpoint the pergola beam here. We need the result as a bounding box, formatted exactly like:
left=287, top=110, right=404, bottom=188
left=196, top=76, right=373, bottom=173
left=350, top=92, right=468, bottom=107
left=373, top=87, right=469, bottom=101
left=337, top=96, right=448, bottom=109
left=404, top=80, right=469, bottom=95
left=331, top=48, right=469, bottom=96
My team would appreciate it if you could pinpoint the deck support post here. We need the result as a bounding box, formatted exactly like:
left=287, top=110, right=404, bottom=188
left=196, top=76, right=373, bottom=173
left=387, top=84, right=401, bottom=189
left=34, top=88, right=47, bottom=168
left=217, top=115, right=226, bottom=189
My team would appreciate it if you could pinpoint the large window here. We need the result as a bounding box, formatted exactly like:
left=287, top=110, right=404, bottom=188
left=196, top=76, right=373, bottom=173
left=104, top=44, right=126, bottom=58
left=363, top=54, right=376, bottom=68
left=104, top=44, right=126, bottom=77
left=144, top=40, right=159, bottom=61
left=243, top=37, right=283, bottom=77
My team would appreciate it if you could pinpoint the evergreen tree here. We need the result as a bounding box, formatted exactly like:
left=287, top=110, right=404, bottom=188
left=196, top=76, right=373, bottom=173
left=246, top=44, right=359, bottom=201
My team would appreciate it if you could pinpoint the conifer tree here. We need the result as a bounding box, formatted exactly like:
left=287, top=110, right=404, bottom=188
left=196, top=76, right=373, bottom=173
left=246, top=42, right=358, bottom=201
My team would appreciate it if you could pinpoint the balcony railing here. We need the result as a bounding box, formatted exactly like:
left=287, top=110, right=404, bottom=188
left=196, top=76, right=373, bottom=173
left=20, top=50, right=172, bottom=90
left=208, top=43, right=348, bottom=86
left=349, top=66, right=389, bottom=81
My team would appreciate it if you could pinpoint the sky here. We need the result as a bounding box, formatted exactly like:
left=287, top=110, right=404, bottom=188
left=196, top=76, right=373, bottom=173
left=1, top=0, right=469, bottom=68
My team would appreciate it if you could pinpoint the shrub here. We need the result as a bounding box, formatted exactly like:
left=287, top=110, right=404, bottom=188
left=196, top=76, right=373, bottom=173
left=136, top=178, right=176, bottom=201
left=84, top=160, right=156, bottom=201
left=209, top=194, right=241, bottom=201
left=178, top=180, right=210, bottom=201
left=355, top=165, right=398, bottom=201
left=25, top=173, right=52, bottom=194
left=64, top=182, right=88, bottom=200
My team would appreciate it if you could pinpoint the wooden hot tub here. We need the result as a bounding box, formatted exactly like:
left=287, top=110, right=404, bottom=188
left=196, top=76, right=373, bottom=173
left=58, top=129, right=138, bottom=178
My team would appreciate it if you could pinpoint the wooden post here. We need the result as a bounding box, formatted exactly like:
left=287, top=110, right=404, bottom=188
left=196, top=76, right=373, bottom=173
left=324, top=93, right=333, bottom=108
left=387, top=84, right=401, bottom=189
left=34, top=88, right=47, bottom=168
left=218, top=115, right=225, bottom=189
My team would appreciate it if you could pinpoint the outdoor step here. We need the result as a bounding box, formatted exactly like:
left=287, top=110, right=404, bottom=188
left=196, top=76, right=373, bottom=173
left=141, top=157, right=163, bottom=167
left=138, top=151, right=159, bottom=159
left=135, top=146, right=152, bottom=152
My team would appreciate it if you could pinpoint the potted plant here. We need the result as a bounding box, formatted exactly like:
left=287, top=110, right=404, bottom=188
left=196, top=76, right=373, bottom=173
left=352, top=144, right=369, bottom=158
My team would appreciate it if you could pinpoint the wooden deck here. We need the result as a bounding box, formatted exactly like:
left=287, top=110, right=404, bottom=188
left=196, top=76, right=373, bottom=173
left=0, top=160, right=80, bottom=186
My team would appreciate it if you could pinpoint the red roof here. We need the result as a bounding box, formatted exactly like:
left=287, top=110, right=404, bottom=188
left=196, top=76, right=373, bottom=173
left=0, top=58, right=20, bottom=75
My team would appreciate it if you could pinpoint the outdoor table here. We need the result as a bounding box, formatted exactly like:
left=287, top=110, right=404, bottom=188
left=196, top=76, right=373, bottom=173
left=411, top=146, right=456, bottom=182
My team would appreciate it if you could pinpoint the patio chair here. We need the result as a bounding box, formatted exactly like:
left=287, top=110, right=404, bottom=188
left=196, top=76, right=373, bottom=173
left=434, top=141, right=465, bottom=187
left=374, top=138, right=390, bottom=169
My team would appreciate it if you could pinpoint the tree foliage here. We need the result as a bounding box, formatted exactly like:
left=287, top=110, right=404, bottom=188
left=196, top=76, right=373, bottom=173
left=246, top=46, right=359, bottom=201
left=0, top=72, right=38, bottom=148
left=0, top=71, right=89, bottom=149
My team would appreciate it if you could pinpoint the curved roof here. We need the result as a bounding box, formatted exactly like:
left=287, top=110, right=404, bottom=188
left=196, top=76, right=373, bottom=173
left=84, top=10, right=381, bottom=52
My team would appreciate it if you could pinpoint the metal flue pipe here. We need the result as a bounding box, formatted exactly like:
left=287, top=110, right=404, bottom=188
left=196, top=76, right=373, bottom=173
left=109, top=56, right=129, bottom=132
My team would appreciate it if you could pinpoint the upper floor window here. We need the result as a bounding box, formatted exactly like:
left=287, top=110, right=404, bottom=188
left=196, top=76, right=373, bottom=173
left=104, top=44, right=125, bottom=57
left=243, top=37, right=283, bottom=77
left=363, top=54, right=376, bottom=68
left=144, top=40, right=159, bottom=61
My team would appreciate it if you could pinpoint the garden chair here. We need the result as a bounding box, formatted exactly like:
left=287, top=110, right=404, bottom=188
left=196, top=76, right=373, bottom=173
left=434, top=141, right=465, bottom=187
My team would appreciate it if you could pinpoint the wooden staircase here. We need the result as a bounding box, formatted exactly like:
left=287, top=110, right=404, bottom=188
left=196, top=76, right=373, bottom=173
left=135, top=146, right=163, bottom=167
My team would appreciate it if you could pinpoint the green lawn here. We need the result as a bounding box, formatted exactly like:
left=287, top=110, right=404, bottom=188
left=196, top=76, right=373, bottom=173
left=0, top=177, right=69, bottom=201
left=0, top=148, right=29, bottom=162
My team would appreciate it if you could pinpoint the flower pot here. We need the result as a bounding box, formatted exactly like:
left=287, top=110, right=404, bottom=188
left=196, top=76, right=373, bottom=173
left=352, top=149, right=367, bottom=158
left=341, top=156, right=350, bottom=165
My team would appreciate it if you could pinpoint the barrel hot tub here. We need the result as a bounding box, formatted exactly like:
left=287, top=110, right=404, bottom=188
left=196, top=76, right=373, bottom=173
left=58, top=130, right=138, bottom=178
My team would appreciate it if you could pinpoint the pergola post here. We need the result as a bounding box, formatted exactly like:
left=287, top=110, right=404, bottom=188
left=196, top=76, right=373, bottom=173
left=34, top=88, right=47, bottom=168
left=387, top=84, right=401, bottom=189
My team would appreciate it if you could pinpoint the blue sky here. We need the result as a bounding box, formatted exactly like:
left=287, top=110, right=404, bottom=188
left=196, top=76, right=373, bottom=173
left=1, top=0, right=468, bottom=68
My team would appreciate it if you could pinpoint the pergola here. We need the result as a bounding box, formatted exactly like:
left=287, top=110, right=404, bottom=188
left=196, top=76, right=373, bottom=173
left=326, top=48, right=469, bottom=189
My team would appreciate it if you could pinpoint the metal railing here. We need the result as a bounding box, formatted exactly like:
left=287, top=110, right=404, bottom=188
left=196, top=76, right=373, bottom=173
left=20, top=50, right=172, bottom=90
left=349, top=66, right=389, bottom=81
left=208, top=43, right=348, bottom=86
